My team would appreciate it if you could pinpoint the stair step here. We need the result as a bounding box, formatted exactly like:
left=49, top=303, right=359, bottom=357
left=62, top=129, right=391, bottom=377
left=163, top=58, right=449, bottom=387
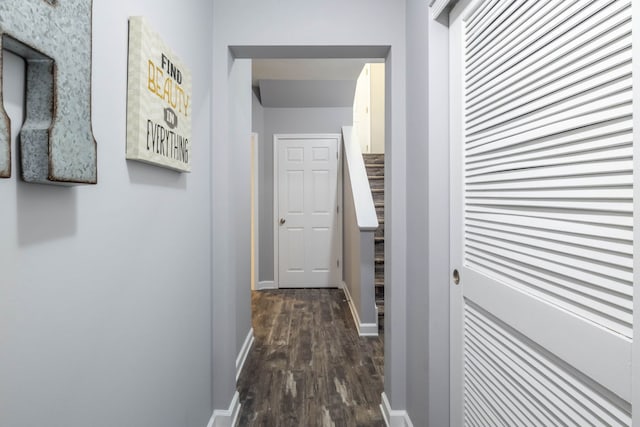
left=365, top=167, right=384, bottom=177
left=369, top=182, right=384, bottom=191
left=363, top=153, right=385, bottom=160
left=365, top=151, right=386, bottom=329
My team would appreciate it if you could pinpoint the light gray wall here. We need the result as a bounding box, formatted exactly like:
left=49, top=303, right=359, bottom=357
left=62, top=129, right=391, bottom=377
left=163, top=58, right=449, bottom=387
left=0, top=1, right=214, bottom=426
left=259, top=80, right=357, bottom=108
left=342, top=158, right=376, bottom=326
left=231, top=60, right=253, bottom=364
left=213, top=0, right=408, bottom=412
left=259, top=107, right=353, bottom=281
left=405, top=0, right=450, bottom=425
left=343, top=163, right=362, bottom=311
left=252, top=90, right=265, bottom=139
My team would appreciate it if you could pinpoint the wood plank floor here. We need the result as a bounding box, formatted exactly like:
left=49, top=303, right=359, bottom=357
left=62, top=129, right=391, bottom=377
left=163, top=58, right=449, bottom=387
left=237, top=289, right=385, bottom=427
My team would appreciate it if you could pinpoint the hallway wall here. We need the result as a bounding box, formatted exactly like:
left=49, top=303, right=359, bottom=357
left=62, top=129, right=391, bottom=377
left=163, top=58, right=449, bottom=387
left=0, top=1, right=215, bottom=426
left=231, top=60, right=254, bottom=366
left=405, top=0, right=451, bottom=425
left=252, top=91, right=265, bottom=145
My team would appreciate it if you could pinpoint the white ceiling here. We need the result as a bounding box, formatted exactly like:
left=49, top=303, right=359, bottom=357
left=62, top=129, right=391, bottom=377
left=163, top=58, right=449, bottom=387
left=252, top=59, right=370, bottom=108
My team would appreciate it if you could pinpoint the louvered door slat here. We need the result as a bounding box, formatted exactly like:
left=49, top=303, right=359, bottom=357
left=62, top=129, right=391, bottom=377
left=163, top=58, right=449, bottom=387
left=465, top=0, right=520, bottom=56
left=465, top=356, right=534, bottom=426
left=467, top=64, right=632, bottom=135
left=465, top=0, right=499, bottom=35
left=466, top=161, right=632, bottom=186
left=467, top=224, right=632, bottom=269
left=467, top=2, right=630, bottom=106
left=466, top=1, right=627, bottom=94
left=465, top=238, right=632, bottom=291
left=465, top=217, right=632, bottom=257
left=467, top=120, right=631, bottom=165
left=466, top=0, right=579, bottom=75
left=465, top=303, right=632, bottom=425
left=466, top=0, right=552, bottom=70
left=467, top=132, right=633, bottom=173
left=467, top=2, right=629, bottom=103
left=467, top=22, right=632, bottom=121
left=465, top=348, right=553, bottom=426
left=465, top=326, right=588, bottom=426
left=467, top=147, right=633, bottom=178
left=466, top=105, right=632, bottom=152
left=466, top=205, right=633, bottom=228
left=465, top=211, right=633, bottom=247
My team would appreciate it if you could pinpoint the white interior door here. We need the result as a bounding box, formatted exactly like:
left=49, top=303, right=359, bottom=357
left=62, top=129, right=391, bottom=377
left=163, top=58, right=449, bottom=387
left=450, top=0, right=634, bottom=425
left=275, top=134, right=341, bottom=288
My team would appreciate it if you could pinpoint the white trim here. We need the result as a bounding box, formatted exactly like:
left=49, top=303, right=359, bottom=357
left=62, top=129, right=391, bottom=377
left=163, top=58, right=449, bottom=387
left=342, top=126, right=379, bottom=231
left=430, top=0, right=455, bottom=20
left=632, top=0, right=640, bottom=424
left=448, top=2, right=467, bottom=424
left=342, top=282, right=379, bottom=337
left=206, top=392, right=240, bottom=427
left=380, top=392, right=414, bottom=427
left=273, top=133, right=343, bottom=288
left=251, top=133, right=260, bottom=291
left=236, top=328, right=254, bottom=382
left=257, top=280, right=276, bottom=290
left=273, top=134, right=279, bottom=288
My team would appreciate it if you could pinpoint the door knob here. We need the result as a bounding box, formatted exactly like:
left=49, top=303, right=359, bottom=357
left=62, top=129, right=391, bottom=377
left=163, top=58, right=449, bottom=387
left=279, top=218, right=286, bottom=225
left=452, top=269, right=460, bottom=285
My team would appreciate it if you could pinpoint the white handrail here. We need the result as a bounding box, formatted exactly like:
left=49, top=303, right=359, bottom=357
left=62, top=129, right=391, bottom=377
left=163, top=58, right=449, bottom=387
left=342, top=126, right=379, bottom=231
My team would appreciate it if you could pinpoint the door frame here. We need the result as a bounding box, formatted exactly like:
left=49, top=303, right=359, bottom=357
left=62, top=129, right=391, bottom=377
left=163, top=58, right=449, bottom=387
left=448, top=2, right=468, bottom=423
left=273, top=133, right=343, bottom=288
left=251, top=132, right=259, bottom=291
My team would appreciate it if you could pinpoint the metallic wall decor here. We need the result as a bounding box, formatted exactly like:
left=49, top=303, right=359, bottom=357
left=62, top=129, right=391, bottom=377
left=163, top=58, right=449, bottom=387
left=126, top=17, right=192, bottom=172
left=0, top=0, right=97, bottom=184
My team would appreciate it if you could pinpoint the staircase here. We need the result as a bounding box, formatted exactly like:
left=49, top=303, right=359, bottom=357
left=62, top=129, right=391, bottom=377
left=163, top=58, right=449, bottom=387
left=363, top=153, right=385, bottom=330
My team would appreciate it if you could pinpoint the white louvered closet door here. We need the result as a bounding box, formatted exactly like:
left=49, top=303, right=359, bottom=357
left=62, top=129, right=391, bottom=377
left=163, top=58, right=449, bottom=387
left=449, top=0, right=636, bottom=425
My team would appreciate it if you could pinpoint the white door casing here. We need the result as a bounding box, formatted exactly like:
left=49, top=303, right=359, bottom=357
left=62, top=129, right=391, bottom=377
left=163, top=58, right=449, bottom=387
left=251, top=132, right=259, bottom=291
left=450, top=0, right=634, bottom=425
left=274, top=134, right=342, bottom=288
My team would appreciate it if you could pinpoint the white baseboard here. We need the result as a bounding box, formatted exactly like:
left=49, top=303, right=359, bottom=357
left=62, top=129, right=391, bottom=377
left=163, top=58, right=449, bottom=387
left=380, top=393, right=414, bottom=427
left=236, top=328, right=254, bottom=381
left=342, top=282, right=378, bottom=336
left=257, top=280, right=276, bottom=290
left=207, top=391, right=241, bottom=427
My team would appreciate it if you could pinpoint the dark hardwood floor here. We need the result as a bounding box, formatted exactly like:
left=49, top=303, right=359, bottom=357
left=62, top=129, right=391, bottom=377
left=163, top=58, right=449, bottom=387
left=237, top=289, right=385, bottom=427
